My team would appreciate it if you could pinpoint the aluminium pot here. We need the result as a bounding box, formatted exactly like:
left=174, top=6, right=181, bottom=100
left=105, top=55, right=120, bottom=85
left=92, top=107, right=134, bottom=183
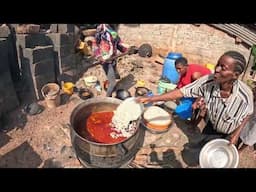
left=115, top=89, right=131, bottom=100
left=70, top=97, right=145, bottom=168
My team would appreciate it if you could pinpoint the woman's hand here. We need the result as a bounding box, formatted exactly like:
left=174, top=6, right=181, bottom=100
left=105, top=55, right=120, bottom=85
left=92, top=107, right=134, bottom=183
left=228, top=115, right=250, bottom=146
left=192, top=97, right=207, bottom=117
left=228, top=133, right=239, bottom=145
left=136, top=96, right=151, bottom=104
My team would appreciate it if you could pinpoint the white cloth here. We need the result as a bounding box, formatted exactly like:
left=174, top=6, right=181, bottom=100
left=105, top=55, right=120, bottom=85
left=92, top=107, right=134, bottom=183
left=240, top=103, right=256, bottom=146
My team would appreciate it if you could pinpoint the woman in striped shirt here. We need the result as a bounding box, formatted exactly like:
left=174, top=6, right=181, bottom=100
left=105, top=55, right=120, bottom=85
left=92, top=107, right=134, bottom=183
left=137, top=51, right=254, bottom=146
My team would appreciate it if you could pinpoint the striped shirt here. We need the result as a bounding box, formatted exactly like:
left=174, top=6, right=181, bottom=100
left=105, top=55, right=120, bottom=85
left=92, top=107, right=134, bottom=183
left=180, top=74, right=254, bottom=134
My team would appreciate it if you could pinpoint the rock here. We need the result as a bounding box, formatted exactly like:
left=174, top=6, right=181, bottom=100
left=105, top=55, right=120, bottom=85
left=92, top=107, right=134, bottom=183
left=42, top=158, right=63, bottom=168
left=60, top=145, right=76, bottom=159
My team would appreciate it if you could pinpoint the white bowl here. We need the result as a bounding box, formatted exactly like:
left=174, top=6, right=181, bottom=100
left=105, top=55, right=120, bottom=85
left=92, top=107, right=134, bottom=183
left=199, top=139, right=239, bottom=168
left=84, top=76, right=97, bottom=87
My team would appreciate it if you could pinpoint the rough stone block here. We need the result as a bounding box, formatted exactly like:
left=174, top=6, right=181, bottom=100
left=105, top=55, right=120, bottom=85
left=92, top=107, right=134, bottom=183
left=4, top=34, right=21, bottom=82
left=50, top=24, right=58, bottom=33
left=0, top=40, right=9, bottom=72
left=2, top=95, right=19, bottom=112
left=46, top=33, right=74, bottom=46
left=55, top=45, right=73, bottom=57
left=32, top=58, right=55, bottom=76
left=19, top=56, right=31, bottom=76
left=57, top=24, right=75, bottom=34
left=30, top=58, right=55, bottom=76
left=18, top=46, right=56, bottom=100
left=0, top=25, right=10, bottom=38
left=16, top=24, right=40, bottom=34
left=0, top=72, right=13, bottom=89
left=59, top=54, right=76, bottom=71
left=61, top=65, right=73, bottom=72
left=0, top=95, right=3, bottom=112
left=23, top=45, right=54, bottom=64
left=61, top=68, right=78, bottom=80
left=16, top=34, right=52, bottom=49
left=0, top=81, right=19, bottom=112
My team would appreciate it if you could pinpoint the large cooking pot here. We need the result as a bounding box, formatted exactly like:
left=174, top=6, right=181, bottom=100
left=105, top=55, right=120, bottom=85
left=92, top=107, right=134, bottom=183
left=135, top=87, right=150, bottom=97
left=70, top=97, right=145, bottom=168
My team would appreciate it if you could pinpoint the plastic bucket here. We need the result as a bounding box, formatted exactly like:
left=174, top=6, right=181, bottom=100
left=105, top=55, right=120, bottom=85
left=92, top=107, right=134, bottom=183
left=84, top=76, right=97, bottom=88
left=167, top=52, right=182, bottom=60
left=41, top=83, right=61, bottom=108
left=62, top=82, right=75, bottom=95
left=162, top=52, right=182, bottom=84
left=157, top=80, right=177, bottom=94
left=205, top=63, right=215, bottom=73
left=136, top=80, right=146, bottom=87
left=175, top=97, right=195, bottom=120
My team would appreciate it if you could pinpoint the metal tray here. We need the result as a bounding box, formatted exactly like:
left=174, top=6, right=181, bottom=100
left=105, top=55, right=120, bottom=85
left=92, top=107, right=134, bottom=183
left=199, top=138, right=239, bottom=168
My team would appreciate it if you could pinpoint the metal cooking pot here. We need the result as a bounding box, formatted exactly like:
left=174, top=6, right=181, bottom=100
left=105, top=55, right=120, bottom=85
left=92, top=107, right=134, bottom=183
left=78, top=88, right=93, bottom=100
left=135, top=87, right=150, bottom=97
left=70, top=97, right=145, bottom=168
left=115, top=89, right=131, bottom=100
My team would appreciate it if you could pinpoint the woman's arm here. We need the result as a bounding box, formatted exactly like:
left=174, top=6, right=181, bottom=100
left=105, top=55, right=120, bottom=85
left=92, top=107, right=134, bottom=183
left=229, top=115, right=251, bottom=145
left=191, top=72, right=202, bottom=82
left=136, top=89, right=184, bottom=103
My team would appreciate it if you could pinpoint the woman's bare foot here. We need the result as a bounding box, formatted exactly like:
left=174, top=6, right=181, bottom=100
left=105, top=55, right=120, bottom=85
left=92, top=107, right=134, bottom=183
left=248, top=146, right=256, bottom=159
left=238, top=143, right=247, bottom=154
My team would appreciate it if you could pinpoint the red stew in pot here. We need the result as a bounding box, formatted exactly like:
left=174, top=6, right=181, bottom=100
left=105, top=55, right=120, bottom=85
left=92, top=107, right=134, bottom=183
left=80, top=111, right=127, bottom=144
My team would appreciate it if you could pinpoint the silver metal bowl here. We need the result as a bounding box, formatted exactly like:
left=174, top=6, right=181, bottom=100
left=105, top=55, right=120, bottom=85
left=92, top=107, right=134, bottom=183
left=163, top=101, right=177, bottom=111
left=199, top=139, right=239, bottom=168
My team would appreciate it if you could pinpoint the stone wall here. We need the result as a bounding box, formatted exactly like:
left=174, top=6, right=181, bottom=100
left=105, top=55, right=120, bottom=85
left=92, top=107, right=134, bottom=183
left=20, top=46, right=56, bottom=100
left=46, top=32, right=76, bottom=78
left=0, top=23, right=79, bottom=122
left=118, top=24, right=250, bottom=65
left=16, top=24, right=77, bottom=101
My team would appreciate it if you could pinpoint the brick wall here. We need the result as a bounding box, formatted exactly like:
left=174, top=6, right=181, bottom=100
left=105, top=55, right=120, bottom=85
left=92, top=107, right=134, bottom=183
left=118, top=24, right=250, bottom=65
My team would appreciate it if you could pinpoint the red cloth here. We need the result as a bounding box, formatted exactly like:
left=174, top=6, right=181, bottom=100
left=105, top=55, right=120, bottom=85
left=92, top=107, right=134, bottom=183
left=177, top=64, right=211, bottom=88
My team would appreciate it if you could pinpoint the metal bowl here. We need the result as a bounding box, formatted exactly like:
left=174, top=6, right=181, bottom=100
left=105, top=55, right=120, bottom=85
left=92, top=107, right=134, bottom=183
left=78, top=88, right=93, bottom=100
left=141, top=120, right=170, bottom=134
left=115, top=89, right=131, bottom=100
left=199, top=139, right=239, bottom=168
left=135, top=87, right=150, bottom=97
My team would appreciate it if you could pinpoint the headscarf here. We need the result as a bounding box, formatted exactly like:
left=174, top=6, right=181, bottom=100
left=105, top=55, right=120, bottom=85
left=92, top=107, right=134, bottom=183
left=94, top=24, right=120, bottom=60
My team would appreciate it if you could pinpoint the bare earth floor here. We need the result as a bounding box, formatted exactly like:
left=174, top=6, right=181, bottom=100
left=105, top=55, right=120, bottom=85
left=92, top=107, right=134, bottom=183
left=0, top=55, right=255, bottom=168
left=0, top=94, right=255, bottom=168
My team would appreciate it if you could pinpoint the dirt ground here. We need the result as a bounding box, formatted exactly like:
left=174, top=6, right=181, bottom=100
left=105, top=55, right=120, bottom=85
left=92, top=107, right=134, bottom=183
left=0, top=54, right=255, bottom=168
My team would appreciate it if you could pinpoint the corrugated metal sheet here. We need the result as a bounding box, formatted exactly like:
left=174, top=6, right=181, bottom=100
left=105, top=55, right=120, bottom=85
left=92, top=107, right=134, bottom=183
left=209, top=24, right=256, bottom=47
